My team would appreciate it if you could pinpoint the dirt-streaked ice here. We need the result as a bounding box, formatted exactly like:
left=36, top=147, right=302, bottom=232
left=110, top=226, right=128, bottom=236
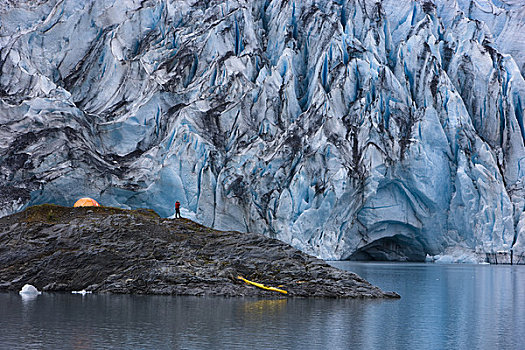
left=0, top=0, right=523, bottom=262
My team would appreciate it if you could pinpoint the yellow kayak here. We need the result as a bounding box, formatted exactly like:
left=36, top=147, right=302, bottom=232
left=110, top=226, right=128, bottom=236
left=237, top=276, right=288, bottom=295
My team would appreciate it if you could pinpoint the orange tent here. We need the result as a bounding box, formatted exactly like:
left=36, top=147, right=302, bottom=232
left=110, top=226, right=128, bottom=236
left=73, top=197, right=100, bottom=207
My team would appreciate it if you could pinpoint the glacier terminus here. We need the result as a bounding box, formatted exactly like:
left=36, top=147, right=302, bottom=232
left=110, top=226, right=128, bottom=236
left=0, top=0, right=524, bottom=262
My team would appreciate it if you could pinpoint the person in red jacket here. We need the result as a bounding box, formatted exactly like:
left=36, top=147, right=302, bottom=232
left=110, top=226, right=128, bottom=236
left=175, top=201, right=181, bottom=218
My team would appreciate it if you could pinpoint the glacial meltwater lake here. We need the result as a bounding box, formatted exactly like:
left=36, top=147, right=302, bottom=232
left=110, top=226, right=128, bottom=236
left=1, top=263, right=523, bottom=350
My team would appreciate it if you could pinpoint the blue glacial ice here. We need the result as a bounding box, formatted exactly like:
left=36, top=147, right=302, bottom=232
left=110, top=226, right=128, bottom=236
left=0, top=0, right=524, bottom=262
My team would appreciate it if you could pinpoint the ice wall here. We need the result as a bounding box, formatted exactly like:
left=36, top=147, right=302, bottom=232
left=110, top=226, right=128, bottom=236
left=1, top=0, right=524, bottom=261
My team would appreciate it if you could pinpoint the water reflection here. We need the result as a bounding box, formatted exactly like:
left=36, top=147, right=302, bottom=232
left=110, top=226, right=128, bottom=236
left=330, top=262, right=525, bottom=350
left=1, top=264, right=523, bottom=350
left=242, top=298, right=287, bottom=318
left=20, top=293, right=39, bottom=303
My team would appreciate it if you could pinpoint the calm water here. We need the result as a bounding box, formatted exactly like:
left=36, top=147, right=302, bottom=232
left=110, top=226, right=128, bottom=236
left=1, top=263, right=523, bottom=350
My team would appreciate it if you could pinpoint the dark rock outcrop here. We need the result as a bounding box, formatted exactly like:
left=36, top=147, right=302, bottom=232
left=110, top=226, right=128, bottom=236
left=0, top=205, right=399, bottom=298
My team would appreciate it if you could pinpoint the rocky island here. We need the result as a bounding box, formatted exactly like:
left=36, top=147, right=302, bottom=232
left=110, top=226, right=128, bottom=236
left=0, top=205, right=399, bottom=298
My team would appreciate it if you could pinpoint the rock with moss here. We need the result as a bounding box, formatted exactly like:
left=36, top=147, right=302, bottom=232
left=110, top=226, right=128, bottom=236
left=0, top=204, right=399, bottom=298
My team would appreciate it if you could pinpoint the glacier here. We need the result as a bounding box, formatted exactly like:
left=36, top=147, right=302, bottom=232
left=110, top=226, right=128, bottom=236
left=0, top=0, right=524, bottom=262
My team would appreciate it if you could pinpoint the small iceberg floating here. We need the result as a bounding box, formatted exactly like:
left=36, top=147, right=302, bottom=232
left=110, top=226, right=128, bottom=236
left=72, top=290, right=92, bottom=295
left=19, top=284, right=41, bottom=300
left=19, top=284, right=41, bottom=295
